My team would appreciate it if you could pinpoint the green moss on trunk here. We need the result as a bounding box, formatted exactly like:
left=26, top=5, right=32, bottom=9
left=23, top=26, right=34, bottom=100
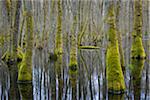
left=106, top=43, right=125, bottom=92
left=131, top=37, right=146, bottom=59
left=69, top=16, right=78, bottom=75
left=69, top=49, right=77, bottom=99
left=115, top=1, right=125, bottom=73
left=106, top=3, right=125, bottom=93
left=131, top=0, right=146, bottom=59
left=69, top=16, right=78, bottom=100
left=69, top=34, right=78, bottom=98
left=18, top=12, right=33, bottom=82
left=55, top=0, right=63, bottom=55
left=18, top=61, right=32, bottom=81
left=78, top=46, right=100, bottom=49
left=54, top=1, right=63, bottom=98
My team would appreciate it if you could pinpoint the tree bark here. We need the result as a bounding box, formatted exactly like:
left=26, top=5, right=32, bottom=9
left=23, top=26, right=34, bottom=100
left=106, top=2, right=125, bottom=94
left=131, top=0, right=146, bottom=59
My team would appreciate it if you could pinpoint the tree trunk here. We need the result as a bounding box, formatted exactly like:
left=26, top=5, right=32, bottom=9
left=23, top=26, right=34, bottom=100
left=115, top=0, right=125, bottom=74
left=69, top=13, right=78, bottom=100
left=18, top=1, right=33, bottom=82
left=106, top=2, right=125, bottom=94
left=131, top=0, right=146, bottom=59
left=55, top=0, right=63, bottom=55
left=54, top=0, right=63, bottom=99
left=13, top=0, right=21, bottom=61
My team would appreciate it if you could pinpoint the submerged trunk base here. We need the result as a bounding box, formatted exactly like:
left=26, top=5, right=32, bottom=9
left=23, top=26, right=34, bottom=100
left=108, top=89, right=125, bottom=95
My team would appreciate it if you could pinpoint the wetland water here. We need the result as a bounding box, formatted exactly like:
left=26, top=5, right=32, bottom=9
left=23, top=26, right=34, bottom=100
left=0, top=46, right=149, bottom=100
left=0, top=0, right=149, bottom=100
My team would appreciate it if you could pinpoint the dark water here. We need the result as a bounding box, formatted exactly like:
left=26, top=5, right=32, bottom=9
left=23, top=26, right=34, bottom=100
left=0, top=47, right=149, bottom=100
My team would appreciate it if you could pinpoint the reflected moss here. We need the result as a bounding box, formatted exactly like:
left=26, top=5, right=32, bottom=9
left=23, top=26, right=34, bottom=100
left=54, top=54, right=63, bottom=99
left=49, top=52, right=57, bottom=61
left=18, top=83, right=32, bottom=100
left=131, top=59, right=145, bottom=79
left=131, top=59, right=145, bottom=100
left=108, top=93, right=124, bottom=100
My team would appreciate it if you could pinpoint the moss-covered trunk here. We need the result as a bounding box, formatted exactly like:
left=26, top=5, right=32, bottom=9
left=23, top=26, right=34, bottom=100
left=130, top=1, right=145, bottom=97
left=69, top=16, right=78, bottom=100
left=131, top=0, right=146, bottom=59
left=55, top=0, right=63, bottom=55
left=69, top=35, right=77, bottom=100
left=106, top=3, right=125, bottom=93
left=54, top=0, right=63, bottom=99
left=115, top=1, right=125, bottom=73
left=18, top=10, right=33, bottom=82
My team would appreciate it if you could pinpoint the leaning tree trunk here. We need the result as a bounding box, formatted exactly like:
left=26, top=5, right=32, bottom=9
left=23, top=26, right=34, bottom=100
left=131, top=0, right=146, bottom=59
left=106, top=2, right=125, bottom=94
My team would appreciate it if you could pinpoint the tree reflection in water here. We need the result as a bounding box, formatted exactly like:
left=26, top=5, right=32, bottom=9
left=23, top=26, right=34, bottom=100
left=0, top=60, right=10, bottom=100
